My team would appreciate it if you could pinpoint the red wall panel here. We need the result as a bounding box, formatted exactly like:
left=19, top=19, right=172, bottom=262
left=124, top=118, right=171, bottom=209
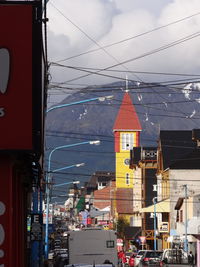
left=0, top=155, right=13, bottom=266
left=0, top=5, right=33, bottom=150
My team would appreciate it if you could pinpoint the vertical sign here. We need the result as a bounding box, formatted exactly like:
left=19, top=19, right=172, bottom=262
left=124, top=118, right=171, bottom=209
left=0, top=4, right=33, bottom=150
left=0, top=156, right=13, bottom=266
left=30, top=214, right=43, bottom=241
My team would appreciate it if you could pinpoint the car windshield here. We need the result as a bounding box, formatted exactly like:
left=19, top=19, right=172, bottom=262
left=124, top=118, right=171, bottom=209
left=137, top=251, right=146, bottom=256
left=145, top=251, right=163, bottom=258
left=168, top=250, right=183, bottom=256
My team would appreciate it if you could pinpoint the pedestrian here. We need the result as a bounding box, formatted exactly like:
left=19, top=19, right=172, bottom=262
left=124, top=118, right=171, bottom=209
left=195, top=252, right=197, bottom=265
left=118, top=251, right=124, bottom=267
left=122, top=251, right=127, bottom=267
left=188, top=251, right=194, bottom=267
left=118, top=250, right=126, bottom=267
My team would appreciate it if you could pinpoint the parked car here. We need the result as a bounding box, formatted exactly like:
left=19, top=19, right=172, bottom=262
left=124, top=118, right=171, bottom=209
left=139, top=250, right=163, bottom=266
left=161, top=249, right=188, bottom=265
left=134, top=250, right=146, bottom=266
left=54, top=249, right=69, bottom=267
left=58, top=249, right=68, bottom=258
left=54, top=256, right=68, bottom=267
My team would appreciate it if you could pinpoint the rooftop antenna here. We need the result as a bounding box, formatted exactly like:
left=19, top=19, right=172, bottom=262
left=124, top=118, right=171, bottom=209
left=125, top=75, right=129, bottom=93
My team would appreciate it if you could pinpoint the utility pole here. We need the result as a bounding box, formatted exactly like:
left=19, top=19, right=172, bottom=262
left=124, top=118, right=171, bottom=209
left=153, top=197, right=157, bottom=251
left=183, top=184, right=188, bottom=253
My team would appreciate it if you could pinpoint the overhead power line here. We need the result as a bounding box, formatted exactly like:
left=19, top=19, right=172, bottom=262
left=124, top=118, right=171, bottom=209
left=46, top=170, right=200, bottom=182
left=48, top=82, right=200, bottom=94
left=49, top=7, right=200, bottom=63
left=49, top=2, right=200, bottom=86
left=51, top=65, right=200, bottom=78
left=51, top=62, right=200, bottom=86
left=62, top=31, right=200, bottom=84
left=50, top=193, right=200, bottom=205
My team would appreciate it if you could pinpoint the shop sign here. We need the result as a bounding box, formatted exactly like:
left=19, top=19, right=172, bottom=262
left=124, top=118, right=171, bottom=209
left=43, top=213, right=53, bottom=224
left=159, top=222, right=169, bottom=233
left=139, top=236, right=146, bottom=243
left=30, top=213, right=43, bottom=241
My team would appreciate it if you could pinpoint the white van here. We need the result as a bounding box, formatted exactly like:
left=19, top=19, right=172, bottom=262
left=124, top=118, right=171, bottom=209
left=162, top=249, right=188, bottom=264
left=68, top=228, right=118, bottom=266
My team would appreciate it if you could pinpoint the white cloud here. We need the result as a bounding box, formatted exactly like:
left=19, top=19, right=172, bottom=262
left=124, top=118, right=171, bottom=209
left=48, top=0, right=116, bottom=52
left=47, top=0, right=200, bottom=100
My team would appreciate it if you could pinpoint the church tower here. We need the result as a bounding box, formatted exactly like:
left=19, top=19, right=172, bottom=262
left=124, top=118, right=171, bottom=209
left=113, top=92, right=142, bottom=188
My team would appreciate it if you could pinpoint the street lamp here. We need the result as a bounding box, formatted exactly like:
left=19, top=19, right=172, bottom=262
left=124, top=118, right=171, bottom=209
left=44, top=140, right=100, bottom=259
left=153, top=197, right=158, bottom=250
left=47, top=141, right=100, bottom=173
left=44, top=96, right=108, bottom=258
left=52, top=163, right=85, bottom=173
left=44, top=95, right=110, bottom=215
left=46, top=95, right=113, bottom=113
left=51, top=181, right=81, bottom=199
left=53, top=180, right=80, bottom=188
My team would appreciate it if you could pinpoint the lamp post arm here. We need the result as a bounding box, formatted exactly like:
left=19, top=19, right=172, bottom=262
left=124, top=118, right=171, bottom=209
left=45, top=140, right=99, bottom=259
left=52, top=164, right=83, bottom=173
left=46, top=97, right=100, bottom=113
left=153, top=197, right=157, bottom=251
left=53, top=182, right=77, bottom=187
left=47, top=141, right=91, bottom=173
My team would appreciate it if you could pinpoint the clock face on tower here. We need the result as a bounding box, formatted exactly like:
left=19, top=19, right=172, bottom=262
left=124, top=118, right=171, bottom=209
left=124, top=158, right=130, bottom=165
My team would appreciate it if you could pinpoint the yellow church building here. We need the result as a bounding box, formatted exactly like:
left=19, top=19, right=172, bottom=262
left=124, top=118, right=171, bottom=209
left=113, top=92, right=142, bottom=221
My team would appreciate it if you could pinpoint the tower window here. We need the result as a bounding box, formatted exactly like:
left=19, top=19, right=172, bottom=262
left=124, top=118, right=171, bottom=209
left=122, top=133, right=134, bottom=150
left=126, top=173, right=130, bottom=185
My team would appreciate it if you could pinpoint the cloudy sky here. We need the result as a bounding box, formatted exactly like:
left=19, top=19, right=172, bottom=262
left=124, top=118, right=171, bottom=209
left=47, top=0, right=200, bottom=104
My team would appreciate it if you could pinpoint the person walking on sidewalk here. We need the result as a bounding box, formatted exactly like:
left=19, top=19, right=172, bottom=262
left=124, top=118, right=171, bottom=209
left=188, top=251, right=194, bottom=267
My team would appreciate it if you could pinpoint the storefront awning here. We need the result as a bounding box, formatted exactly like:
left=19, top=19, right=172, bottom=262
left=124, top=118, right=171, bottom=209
left=139, top=199, right=170, bottom=213
left=181, top=235, right=197, bottom=242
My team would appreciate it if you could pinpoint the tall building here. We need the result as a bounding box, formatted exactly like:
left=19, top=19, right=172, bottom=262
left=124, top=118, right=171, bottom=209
left=113, top=92, right=142, bottom=220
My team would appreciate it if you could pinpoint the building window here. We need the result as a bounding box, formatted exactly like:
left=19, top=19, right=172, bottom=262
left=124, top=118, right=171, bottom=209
left=98, top=182, right=107, bottom=189
left=180, top=210, right=183, bottom=222
left=126, top=173, right=130, bottom=185
left=176, top=210, right=179, bottom=222
left=106, top=240, right=114, bottom=248
left=122, top=133, right=134, bottom=150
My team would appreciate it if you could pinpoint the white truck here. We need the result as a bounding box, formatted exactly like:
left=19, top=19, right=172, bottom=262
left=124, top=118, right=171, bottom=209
left=68, top=228, right=118, bottom=266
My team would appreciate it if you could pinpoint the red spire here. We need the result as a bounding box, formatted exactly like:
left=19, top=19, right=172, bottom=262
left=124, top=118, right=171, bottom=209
left=113, top=92, right=142, bottom=131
